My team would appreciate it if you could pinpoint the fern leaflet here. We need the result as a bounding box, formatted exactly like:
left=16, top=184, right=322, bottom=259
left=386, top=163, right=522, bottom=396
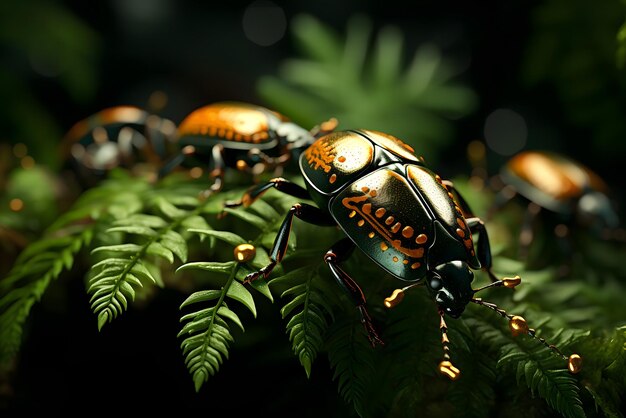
left=270, top=265, right=334, bottom=378
left=177, top=261, right=257, bottom=391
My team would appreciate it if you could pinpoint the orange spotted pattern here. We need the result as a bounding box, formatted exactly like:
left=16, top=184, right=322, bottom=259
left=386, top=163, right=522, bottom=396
left=341, top=171, right=427, bottom=269
left=178, top=103, right=281, bottom=144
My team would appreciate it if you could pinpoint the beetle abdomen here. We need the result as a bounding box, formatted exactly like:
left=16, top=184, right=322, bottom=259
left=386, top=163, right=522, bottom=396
left=330, top=165, right=432, bottom=280
left=502, top=151, right=608, bottom=213
left=405, top=165, right=479, bottom=267
left=177, top=102, right=285, bottom=145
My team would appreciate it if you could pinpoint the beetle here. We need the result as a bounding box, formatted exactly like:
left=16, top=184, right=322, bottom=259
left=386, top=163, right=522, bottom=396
left=61, top=105, right=176, bottom=187
left=488, top=149, right=624, bottom=263
left=227, top=129, right=581, bottom=379
left=158, top=101, right=337, bottom=197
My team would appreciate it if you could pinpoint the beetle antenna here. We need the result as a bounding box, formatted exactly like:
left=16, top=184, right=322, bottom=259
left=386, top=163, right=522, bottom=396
left=470, top=297, right=582, bottom=374
left=383, top=282, right=424, bottom=308
left=472, top=275, right=521, bottom=294
left=438, top=311, right=460, bottom=380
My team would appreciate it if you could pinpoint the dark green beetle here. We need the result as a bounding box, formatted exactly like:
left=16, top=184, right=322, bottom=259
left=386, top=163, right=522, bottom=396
left=228, top=129, right=581, bottom=379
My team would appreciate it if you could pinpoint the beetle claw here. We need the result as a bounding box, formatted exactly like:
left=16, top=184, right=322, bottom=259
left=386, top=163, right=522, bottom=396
left=358, top=306, right=384, bottom=347
left=243, top=265, right=272, bottom=284
left=243, top=271, right=263, bottom=284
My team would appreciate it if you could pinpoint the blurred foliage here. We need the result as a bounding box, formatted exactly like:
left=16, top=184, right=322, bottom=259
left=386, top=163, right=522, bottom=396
left=257, top=14, right=478, bottom=164
left=0, top=0, right=100, bottom=169
left=523, top=0, right=626, bottom=157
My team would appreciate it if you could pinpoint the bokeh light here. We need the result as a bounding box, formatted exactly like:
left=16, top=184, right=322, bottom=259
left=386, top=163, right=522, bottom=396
left=484, top=108, right=527, bottom=156
left=242, top=1, right=286, bottom=47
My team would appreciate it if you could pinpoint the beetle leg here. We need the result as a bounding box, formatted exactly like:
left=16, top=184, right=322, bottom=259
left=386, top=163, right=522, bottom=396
left=487, top=182, right=518, bottom=221
left=157, top=145, right=196, bottom=180
left=519, top=202, right=542, bottom=262
left=465, top=217, right=499, bottom=282
left=248, top=148, right=291, bottom=169
left=199, top=144, right=227, bottom=199
left=243, top=203, right=336, bottom=283
left=325, top=238, right=385, bottom=348
left=224, top=177, right=311, bottom=208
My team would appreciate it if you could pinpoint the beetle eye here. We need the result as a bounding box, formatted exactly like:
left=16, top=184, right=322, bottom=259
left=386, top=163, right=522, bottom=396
left=429, top=277, right=442, bottom=291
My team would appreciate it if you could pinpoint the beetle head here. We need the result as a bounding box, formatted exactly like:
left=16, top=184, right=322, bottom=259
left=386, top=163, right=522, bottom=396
left=276, top=122, right=316, bottom=151
left=576, top=191, right=620, bottom=233
left=426, top=260, right=474, bottom=318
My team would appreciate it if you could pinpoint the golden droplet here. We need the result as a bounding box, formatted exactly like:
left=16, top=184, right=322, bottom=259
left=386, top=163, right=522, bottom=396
left=438, top=361, right=460, bottom=380
left=384, top=289, right=404, bottom=308
left=568, top=354, right=582, bottom=374
left=234, top=243, right=256, bottom=262
left=509, top=315, right=529, bottom=336
left=503, top=276, right=521, bottom=288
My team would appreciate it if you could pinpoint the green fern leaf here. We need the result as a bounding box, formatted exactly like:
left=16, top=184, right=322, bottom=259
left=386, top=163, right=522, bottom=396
left=85, top=181, right=215, bottom=328
left=188, top=228, right=246, bottom=246
left=221, top=207, right=268, bottom=230
left=0, top=226, right=93, bottom=366
left=271, top=266, right=334, bottom=378
left=326, top=315, right=378, bottom=418
left=177, top=262, right=257, bottom=391
left=257, top=13, right=477, bottom=162
left=466, top=308, right=586, bottom=418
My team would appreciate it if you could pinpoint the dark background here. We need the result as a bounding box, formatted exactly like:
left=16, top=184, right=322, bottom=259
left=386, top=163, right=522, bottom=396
left=2, top=0, right=626, bottom=415
left=5, top=0, right=626, bottom=186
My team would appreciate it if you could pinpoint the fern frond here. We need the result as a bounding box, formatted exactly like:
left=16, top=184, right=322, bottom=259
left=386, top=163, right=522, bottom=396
left=0, top=172, right=149, bottom=367
left=86, top=194, right=202, bottom=329
left=382, top=291, right=441, bottom=416
left=177, top=261, right=257, bottom=391
left=0, top=226, right=93, bottom=366
left=577, top=325, right=626, bottom=418
left=326, top=314, right=377, bottom=418
left=465, top=309, right=587, bottom=418
left=448, top=348, right=497, bottom=418
left=257, top=13, right=477, bottom=161
left=269, top=265, right=335, bottom=378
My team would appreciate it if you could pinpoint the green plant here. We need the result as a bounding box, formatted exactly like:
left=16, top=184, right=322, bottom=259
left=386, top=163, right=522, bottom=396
left=256, top=14, right=478, bottom=164
left=1, top=166, right=624, bottom=417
